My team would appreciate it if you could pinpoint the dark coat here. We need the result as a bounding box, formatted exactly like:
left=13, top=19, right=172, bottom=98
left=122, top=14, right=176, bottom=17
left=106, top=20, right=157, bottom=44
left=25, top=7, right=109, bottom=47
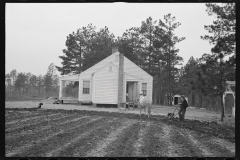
left=181, top=99, right=188, bottom=108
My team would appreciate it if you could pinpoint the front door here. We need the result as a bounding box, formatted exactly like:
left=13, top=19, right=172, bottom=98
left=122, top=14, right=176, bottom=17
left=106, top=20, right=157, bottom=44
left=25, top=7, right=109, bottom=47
left=174, top=97, right=178, bottom=105
left=126, top=82, right=138, bottom=102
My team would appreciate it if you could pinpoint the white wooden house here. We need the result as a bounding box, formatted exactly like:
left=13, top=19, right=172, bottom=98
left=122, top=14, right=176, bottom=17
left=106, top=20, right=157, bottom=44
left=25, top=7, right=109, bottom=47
left=58, top=47, right=153, bottom=106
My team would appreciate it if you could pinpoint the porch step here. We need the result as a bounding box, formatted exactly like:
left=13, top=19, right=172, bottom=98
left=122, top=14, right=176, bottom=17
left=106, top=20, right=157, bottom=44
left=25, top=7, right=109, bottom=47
left=59, top=99, right=79, bottom=104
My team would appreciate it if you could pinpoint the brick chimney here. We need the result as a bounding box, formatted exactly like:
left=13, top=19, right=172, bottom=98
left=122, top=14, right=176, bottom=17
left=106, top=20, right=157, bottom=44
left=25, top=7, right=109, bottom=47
left=112, top=46, right=118, bottom=54
left=117, top=49, right=124, bottom=108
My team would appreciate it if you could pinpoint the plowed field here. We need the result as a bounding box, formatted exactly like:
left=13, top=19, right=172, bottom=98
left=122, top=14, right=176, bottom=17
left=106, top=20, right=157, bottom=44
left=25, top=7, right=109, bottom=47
left=5, top=108, right=235, bottom=157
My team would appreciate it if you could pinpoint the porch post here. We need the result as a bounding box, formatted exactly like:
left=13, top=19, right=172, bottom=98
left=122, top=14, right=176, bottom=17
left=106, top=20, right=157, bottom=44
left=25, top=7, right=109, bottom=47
left=232, top=92, right=235, bottom=118
left=59, top=80, right=63, bottom=98
left=223, top=93, right=226, bottom=117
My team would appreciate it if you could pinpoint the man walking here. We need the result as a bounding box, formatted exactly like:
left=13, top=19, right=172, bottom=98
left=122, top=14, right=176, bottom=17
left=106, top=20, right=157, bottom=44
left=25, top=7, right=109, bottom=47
left=178, top=95, right=188, bottom=122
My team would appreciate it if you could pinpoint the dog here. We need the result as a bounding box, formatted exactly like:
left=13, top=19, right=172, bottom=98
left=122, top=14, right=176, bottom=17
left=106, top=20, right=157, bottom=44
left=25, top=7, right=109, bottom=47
left=127, top=103, right=135, bottom=110
left=38, top=103, right=43, bottom=108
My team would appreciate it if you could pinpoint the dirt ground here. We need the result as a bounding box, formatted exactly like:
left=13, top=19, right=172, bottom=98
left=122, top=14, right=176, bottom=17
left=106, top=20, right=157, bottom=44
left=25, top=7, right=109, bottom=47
left=5, top=101, right=235, bottom=157
left=5, top=100, right=235, bottom=126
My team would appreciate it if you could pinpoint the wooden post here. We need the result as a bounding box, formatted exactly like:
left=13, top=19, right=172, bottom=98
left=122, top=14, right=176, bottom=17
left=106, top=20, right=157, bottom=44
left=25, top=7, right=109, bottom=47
left=59, top=80, right=63, bottom=98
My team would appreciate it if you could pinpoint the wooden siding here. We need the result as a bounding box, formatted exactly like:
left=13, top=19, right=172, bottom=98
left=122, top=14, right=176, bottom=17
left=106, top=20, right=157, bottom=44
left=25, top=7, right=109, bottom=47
left=78, top=54, right=116, bottom=102
left=120, top=56, right=153, bottom=100
left=78, top=52, right=153, bottom=102
left=93, top=63, right=118, bottom=104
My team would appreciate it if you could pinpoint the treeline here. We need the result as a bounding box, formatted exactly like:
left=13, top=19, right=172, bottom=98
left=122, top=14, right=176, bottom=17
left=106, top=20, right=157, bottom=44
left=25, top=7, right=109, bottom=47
left=56, top=14, right=185, bottom=105
left=6, top=3, right=234, bottom=121
left=56, top=3, right=235, bottom=121
left=5, top=63, right=59, bottom=99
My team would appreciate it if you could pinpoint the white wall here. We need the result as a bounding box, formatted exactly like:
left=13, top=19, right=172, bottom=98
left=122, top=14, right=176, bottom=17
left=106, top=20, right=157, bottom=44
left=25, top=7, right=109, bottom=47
left=78, top=54, right=116, bottom=102
left=93, top=63, right=118, bottom=104
left=78, top=52, right=153, bottom=103
left=120, top=57, right=153, bottom=100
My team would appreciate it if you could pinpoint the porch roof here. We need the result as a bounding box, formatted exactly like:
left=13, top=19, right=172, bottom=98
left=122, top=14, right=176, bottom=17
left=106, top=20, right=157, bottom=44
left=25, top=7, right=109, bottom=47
left=59, top=74, right=79, bottom=81
left=125, top=73, right=142, bottom=81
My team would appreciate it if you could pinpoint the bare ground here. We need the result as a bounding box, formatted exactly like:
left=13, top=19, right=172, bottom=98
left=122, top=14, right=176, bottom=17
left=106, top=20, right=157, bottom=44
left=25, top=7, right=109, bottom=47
left=5, top=107, right=235, bottom=158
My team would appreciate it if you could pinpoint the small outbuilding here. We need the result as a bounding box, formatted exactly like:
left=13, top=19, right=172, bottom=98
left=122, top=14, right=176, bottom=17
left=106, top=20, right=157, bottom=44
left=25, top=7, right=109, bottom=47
left=172, top=95, right=181, bottom=105
left=58, top=47, right=153, bottom=106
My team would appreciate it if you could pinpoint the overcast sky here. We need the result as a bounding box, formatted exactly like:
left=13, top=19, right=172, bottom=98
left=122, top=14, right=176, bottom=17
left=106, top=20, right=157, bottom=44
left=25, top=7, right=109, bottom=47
left=6, top=3, right=217, bottom=76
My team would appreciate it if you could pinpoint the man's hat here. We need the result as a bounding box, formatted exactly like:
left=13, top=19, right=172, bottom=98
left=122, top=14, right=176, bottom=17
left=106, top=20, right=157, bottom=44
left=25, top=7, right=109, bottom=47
left=181, top=95, right=185, bottom=98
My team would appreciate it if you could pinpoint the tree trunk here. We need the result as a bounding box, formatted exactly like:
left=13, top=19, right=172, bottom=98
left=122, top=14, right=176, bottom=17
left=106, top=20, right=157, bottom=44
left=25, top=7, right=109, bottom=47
left=148, top=28, right=152, bottom=74
left=191, top=91, right=193, bottom=107
left=168, top=41, right=171, bottom=106
left=200, top=91, right=203, bottom=108
left=220, top=93, right=224, bottom=122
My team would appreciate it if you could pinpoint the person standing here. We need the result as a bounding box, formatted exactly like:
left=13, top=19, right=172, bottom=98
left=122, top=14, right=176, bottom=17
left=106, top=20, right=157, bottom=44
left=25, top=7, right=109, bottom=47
left=178, top=95, right=188, bottom=122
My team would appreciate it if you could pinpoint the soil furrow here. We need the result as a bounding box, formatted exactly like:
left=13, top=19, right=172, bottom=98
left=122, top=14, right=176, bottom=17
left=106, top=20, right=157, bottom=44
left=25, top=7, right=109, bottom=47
left=107, top=122, right=142, bottom=157
left=6, top=116, right=101, bottom=157
left=5, top=113, right=62, bottom=133
left=161, top=124, right=179, bottom=157
left=5, top=113, right=61, bottom=127
left=140, top=121, right=169, bottom=157
left=45, top=117, right=120, bottom=157
left=173, top=127, right=205, bottom=157
left=199, top=136, right=235, bottom=157
left=211, top=137, right=235, bottom=154
left=175, top=128, right=235, bottom=157
left=5, top=111, right=36, bottom=118
left=132, top=121, right=151, bottom=157
left=70, top=118, right=126, bottom=157
left=5, top=108, right=235, bottom=157
left=168, top=125, right=205, bottom=157
left=9, top=116, right=107, bottom=157
left=5, top=111, right=40, bottom=121
left=174, top=128, right=216, bottom=157
left=5, top=114, right=88, bottom=142
left=85, top=119, right=138, bottom=157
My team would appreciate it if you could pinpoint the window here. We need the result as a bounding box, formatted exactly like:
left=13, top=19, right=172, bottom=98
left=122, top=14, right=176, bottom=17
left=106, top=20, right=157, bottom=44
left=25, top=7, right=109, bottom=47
left=83, top=81, right=90, bottom=94
left=142, top=83, right=147, bottom=96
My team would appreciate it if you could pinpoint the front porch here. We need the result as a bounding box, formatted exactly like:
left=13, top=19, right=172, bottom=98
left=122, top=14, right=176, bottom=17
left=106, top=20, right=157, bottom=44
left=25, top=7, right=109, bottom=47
left=59, top=74, right=79, bottom=104
left=126, top=77, right=142, bottom=100
left=123, top=78, right=142, bottom=110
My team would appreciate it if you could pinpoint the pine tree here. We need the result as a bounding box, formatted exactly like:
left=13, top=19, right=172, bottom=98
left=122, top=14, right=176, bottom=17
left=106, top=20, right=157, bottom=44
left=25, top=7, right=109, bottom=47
left=201, top=3, right=236, bottom=121
left=56, top=24, right=115, bottom=75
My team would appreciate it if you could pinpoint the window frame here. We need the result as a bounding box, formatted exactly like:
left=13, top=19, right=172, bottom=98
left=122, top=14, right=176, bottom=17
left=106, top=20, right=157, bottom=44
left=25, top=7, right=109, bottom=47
left=82, top=80, right=90, bottom=94
left=142, top=83, right=147, bottom=96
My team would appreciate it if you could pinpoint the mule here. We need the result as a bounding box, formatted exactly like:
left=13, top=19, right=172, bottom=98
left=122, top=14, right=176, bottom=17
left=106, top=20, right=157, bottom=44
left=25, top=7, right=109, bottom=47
left=138, top=95, right=152, bottom=118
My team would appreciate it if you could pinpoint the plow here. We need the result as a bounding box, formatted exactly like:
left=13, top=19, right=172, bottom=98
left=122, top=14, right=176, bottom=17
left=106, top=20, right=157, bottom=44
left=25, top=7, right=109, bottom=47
left=168, top=105, right=180, bottom=120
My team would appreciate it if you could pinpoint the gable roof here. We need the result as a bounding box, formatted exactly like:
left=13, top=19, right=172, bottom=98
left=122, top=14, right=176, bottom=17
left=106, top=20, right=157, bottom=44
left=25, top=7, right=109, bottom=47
left=80, top=52, right=152, bottom=79
left=91, top=62, right=142, bottom=81
left=91, top=62, right=117, bottom=76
